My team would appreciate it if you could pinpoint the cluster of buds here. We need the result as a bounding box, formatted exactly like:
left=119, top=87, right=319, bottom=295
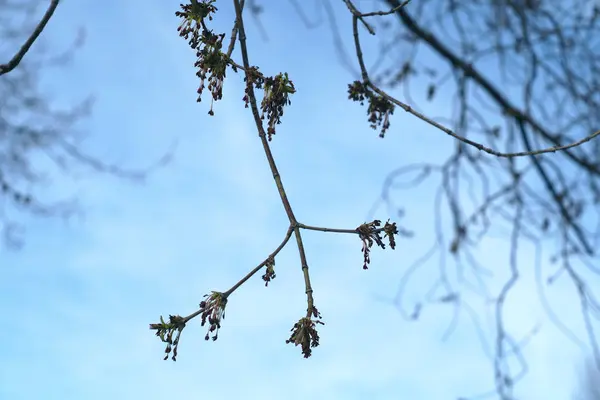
left=199, top=291, right=227, bottom=341
left=176, top=1, right=228, bottom=114
left=348, top=80, right=395, bottom=137
left=242, top=69, right=295, bottom=141
left=286, top=306, right=324, bottom=358
left=259, top=73, right=296, bottom=140
left=357, top=219, right=399, bottom=269
left=149, top=314, right=187, bottom=361
left=261, top=256, right=276, bottom=286
left=242, top=66, right=265, bottom=108
left=149, top=291, right=227, bottom=361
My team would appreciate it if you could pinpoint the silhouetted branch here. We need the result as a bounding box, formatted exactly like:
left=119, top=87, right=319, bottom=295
left=0, top=0, right=59, bottom=76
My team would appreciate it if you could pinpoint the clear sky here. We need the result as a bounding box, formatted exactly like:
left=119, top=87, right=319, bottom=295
left=0, top=1, right=595, bottom=399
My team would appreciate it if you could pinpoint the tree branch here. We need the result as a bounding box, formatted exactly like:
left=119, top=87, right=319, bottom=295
left=0, top=0, right=60, bottom=76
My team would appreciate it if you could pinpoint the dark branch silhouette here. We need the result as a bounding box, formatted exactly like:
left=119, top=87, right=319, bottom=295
left=0, top=0, right=59, bottom=76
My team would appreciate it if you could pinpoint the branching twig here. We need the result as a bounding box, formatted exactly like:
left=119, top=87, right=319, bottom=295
left=151, top=0, right=401, bottom=360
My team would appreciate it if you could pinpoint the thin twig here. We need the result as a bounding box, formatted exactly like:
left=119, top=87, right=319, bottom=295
left=0, top=0, right=60, bottom=76
left=232, top=0, right=316, bottom=317
left=298, top=222, right=388, bottom=235
left=223, top=225, right=294, bottom=297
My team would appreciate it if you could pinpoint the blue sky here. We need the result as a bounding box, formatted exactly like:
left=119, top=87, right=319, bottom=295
left=0, top=1, right=596, bottom=399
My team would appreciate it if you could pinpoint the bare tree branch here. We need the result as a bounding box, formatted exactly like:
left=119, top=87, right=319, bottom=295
left=151, top=0, right=402, bottom=361
left=0, top=0, right=59, bottom=76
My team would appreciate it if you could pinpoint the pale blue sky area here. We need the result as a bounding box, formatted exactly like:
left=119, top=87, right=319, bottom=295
left=0, top=1, right=595, bottom=399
